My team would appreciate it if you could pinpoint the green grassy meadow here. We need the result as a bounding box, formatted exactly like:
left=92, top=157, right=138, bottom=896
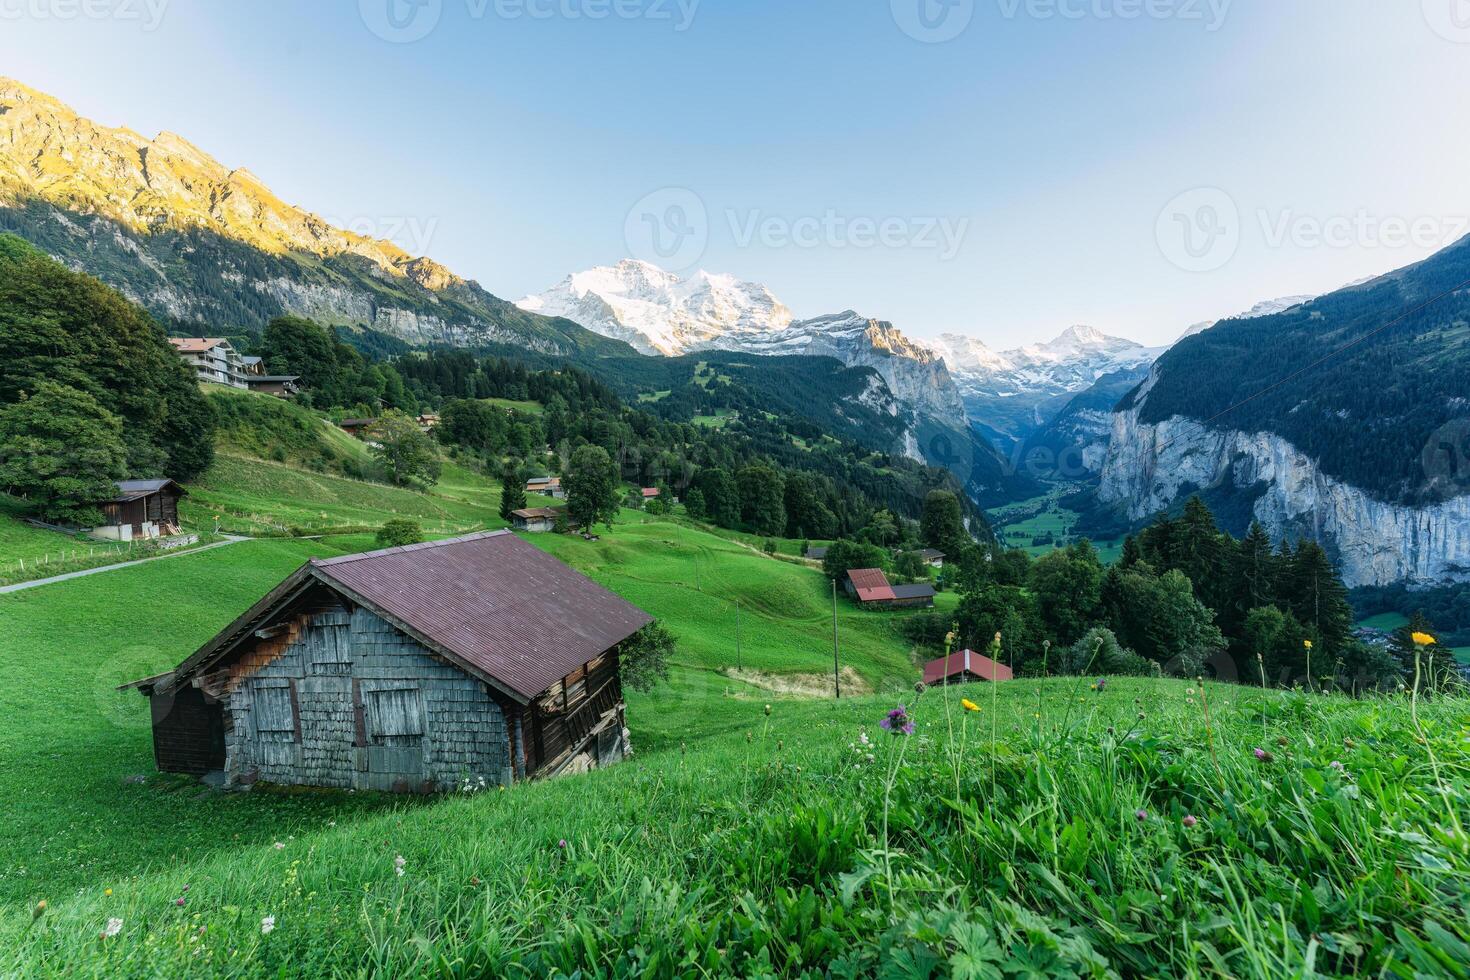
left=3, top=439, right=1468, bottom=976
left=989, top=487, right=1124, bottom=563
left=0, top=494, right=135, bottom=584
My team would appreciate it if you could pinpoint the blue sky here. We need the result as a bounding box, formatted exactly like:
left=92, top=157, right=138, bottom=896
left=3, top=0, right=1469, bottom=347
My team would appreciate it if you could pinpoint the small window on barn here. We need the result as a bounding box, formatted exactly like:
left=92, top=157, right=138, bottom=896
left=253, top=684, right=296, bottom=738
left=365, top=687, right=425, bottom=744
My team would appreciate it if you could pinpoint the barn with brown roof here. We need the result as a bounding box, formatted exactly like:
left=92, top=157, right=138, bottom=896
left=122, top=531, right=652, bottom=791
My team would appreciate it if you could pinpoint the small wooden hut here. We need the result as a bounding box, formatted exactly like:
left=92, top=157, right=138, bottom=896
left=122, top=531, right=652, bottom=791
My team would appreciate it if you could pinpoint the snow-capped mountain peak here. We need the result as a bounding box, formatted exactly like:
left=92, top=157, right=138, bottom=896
left=517, top=260, right=792, bottom=355
left=1176, top=294, right=1318, bottom=341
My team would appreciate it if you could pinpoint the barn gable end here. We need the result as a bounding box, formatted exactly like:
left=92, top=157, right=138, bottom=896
left=227, top=607, right=511, bottom=792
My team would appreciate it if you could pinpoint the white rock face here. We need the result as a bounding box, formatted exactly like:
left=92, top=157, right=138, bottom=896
left=1098, top=394, right=1470, bottom=587
left=520, top=262, right=968, bottom=422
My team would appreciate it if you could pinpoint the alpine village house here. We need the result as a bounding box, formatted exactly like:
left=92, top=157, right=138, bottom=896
left=123, top=532, right=653, bottom=791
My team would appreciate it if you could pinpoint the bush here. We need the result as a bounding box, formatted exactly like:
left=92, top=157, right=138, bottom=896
left=1063, top=626, right=1155, bottom=676
left=376, top=519, right=424, bottom=548
left=619, top=622, right=674, bottom=693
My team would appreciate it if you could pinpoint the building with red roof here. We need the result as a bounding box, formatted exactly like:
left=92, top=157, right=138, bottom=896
left=844, top=568, right=935, bottom=609
left=923, top=649, right=1013, bottom=685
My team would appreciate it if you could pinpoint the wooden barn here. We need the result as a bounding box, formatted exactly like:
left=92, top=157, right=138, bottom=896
left=91, top=479, right=186, bottom=541
left=122, top=531, right=652, bottom=792
left=923, top=649, right=1013, bottom=685
left=844, top=568, right=936, bottom=610
left=511, top=506, right=564, bottom=533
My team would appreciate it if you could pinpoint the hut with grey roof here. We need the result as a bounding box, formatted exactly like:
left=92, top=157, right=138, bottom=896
left=123, top=531, right=652, bottom=791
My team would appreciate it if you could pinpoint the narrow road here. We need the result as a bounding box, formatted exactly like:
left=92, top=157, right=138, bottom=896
left=0, top=536, right=249, bottom=595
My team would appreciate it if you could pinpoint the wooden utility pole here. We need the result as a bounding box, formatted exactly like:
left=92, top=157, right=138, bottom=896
left=735, top=600, right=742, bottom=671
left=832, top=579, right=841, bottom=699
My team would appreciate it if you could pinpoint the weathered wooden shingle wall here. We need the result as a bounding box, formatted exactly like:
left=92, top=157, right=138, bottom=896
left=226, top=607, right=510, bottom=792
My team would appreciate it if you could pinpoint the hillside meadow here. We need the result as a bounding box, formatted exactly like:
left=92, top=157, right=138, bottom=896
left=1, top=410, right=1465, bottom=976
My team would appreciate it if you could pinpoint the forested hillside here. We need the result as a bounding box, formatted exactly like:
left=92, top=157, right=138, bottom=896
left=1124, top=235, right=1470, bottom=506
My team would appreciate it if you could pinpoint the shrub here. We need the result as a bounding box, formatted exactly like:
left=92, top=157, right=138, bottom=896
left=1063, top=626, right=1154, bottom=676
left=619, top=622, right=675, bottom=692
left=376, top=519, right=424, bottom=548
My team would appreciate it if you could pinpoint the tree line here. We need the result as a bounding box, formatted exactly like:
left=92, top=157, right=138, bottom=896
left=893, top=496, right=1455, bottom=692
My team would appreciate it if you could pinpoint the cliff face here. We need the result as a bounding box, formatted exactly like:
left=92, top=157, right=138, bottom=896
left=766, top=312, right=969, bottom=423
left=1098, top=398, right=1470, bottom=587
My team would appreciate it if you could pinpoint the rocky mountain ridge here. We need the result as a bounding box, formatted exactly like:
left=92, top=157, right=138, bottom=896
left=0, top=78, right=616, bottom=355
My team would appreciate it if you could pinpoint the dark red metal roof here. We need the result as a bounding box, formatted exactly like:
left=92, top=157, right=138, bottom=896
left=847, top=568, right=896, bottom=602
left=923, top=649, right=1013, bottom=685
left=312, top=531, right=652, bottom=701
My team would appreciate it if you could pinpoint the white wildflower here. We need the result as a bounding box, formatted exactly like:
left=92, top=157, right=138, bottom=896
left=103, top=917, right=123, bottom=938
left=260, top=915, right=275, bottom=935
left=273, top=842, right=285, bottom=850
left=394, top=855, right=406, bottom=877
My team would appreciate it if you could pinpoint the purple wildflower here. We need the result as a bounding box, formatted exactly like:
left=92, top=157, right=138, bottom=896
left=1182, top=814, right=1198, bottom=829
left=879, top=705, right=914, bottom=736
left=558, top=839, right=567, bottom=849
left=1135, top=809, right=1148, bottom=822
left=1254, top=748, right=1274, bottom=763
left=1095, top=678, right=1107, bottom=693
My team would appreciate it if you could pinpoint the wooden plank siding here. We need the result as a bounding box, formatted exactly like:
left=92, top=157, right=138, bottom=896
left=526, top=653, right=624, bottom=777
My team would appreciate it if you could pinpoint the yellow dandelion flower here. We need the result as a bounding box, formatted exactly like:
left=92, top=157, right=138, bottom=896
left=1411, top=631, right=1438, bottom=646
left=1303, top=640, right=1313, bottom=650
left=961, top=698, right=980, bottom=712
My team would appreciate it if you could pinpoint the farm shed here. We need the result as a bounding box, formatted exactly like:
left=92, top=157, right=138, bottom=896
left=923, top=649, right=1013, bottom=685
left=918, top=549, right=945, bottom=568
left=511, top=507, right=564, bottom=533
left=845, top=568, right=935, bottom=610
left=525, top=476, right=565, bottom=499
left=91, top=479, right=186, bottom=542
left=122, top=531, right=652, bottom=792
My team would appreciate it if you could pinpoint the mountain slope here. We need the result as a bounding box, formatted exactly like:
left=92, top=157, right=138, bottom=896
left=929, top=327, right=1164, bottom=452
left=1098, top=237, right=1470, bottom=586
left=0, top=79, right=627, bottom=356
left=1023, top=297, right=1323, bottom=479
left=519, top=261, right=1031, bottom=505
left=520, top=262, right=967, bottom=421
